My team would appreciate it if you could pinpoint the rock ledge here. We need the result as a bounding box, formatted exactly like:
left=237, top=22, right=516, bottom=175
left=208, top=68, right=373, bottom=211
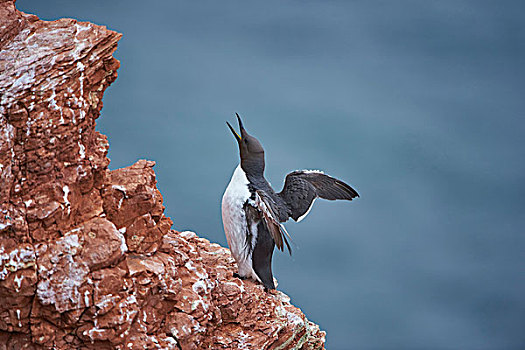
left=0, top=1, right=326, bottom=349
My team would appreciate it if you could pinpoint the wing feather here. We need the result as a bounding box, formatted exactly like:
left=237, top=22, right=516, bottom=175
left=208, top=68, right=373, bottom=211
left=254, top=190, right=292, bottom=254
left=278, top=170, right=359, bottom=221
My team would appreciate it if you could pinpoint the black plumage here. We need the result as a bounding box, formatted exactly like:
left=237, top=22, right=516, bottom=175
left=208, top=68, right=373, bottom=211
left=223, top=114, right=359, bottom=290
left=279, top=170, right=359, bottom=221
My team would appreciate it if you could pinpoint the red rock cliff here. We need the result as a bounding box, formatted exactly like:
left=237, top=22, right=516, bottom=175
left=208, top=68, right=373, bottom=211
left=0, top=1, right=326, bottom=349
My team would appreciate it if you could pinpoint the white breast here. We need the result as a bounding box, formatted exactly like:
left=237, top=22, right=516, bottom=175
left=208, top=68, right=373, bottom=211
left=221, top=165, right=260, bottom=281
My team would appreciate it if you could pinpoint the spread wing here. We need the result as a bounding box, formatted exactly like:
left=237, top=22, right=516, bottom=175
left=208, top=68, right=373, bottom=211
left=278, top=170, right=359, bottom=222
left=254, top=190, right=292, bottom=254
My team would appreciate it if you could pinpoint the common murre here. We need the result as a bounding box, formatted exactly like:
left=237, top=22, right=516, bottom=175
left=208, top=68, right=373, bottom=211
left=222, top=114, right=359, bottom=290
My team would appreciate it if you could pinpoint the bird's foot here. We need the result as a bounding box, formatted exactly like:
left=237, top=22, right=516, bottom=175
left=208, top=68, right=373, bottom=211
left=233, top=272, right=247, bottom=280
left=262, top=279, right=277, bottom=292
left=264, top=286, right=278, bottom=294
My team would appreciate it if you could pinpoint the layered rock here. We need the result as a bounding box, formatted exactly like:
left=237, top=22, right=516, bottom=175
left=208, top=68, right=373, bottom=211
left=0, top=1, right=326, bottom=348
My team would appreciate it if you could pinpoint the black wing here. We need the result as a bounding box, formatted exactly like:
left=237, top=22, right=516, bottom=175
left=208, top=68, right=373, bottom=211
left=278, top=170, right=359, bottom=221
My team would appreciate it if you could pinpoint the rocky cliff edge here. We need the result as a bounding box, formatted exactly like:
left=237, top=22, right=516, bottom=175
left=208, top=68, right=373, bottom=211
left=0, top=1, right=326, bottom=349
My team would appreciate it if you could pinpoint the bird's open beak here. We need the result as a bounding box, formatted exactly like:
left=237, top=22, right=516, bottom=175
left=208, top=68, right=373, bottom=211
left=226, top=121, right=241, bottom=143
left=226, top=113, right=246, bottom=143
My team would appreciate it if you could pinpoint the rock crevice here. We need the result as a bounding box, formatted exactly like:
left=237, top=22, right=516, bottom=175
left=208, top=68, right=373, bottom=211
left=0, top=1, right=326, bottom=348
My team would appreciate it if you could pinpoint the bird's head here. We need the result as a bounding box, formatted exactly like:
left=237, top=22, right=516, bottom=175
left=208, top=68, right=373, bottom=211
left=227, top=113, right=265, bottom=175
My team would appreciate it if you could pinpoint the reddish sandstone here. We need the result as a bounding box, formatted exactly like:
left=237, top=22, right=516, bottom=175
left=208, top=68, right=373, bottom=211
left=0, top=1, right=326, bottom=348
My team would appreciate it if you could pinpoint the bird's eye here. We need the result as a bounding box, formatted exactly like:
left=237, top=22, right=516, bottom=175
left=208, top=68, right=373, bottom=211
left=244, top=139, right=248, bottom=143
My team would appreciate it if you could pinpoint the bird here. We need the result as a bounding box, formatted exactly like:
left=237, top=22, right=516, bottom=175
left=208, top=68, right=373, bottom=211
left=221, top=113, right=359, bottom=290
